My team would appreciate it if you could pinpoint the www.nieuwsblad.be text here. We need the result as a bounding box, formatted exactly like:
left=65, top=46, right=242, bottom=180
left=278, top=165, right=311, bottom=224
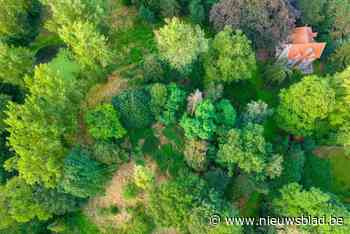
left=209, top=214, right=344, bottom=226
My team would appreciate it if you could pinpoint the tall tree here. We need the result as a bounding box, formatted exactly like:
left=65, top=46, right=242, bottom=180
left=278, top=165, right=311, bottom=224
left=5, top=50, right=83, bottom=187
left=204, top=27, right=256, bottom=84
left=299, top=0, right=350, bottom=40
left=155, top=17, right=208, bottom=73
left=210, top=0, right=297, bottom=50
left=112, top=89, right=153, bottom=129
left=0, top=177, right=51, bottom=229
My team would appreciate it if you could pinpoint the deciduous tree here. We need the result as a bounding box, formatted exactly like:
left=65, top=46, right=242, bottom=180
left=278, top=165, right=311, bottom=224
left=5, top=51, right=82, bottom=187
left=276, top=75, right=335, bottom=136
left=273, top=183, right=350, bottom=233
left=0, top=42, right=34, bottom=87
left=85, top=104, right=126, bottom=141
left=155, top=17, right=208, bottom=73
left=204, top=27, right=256, bottom=84
left=58, top=21, right=112, bottom=70
left=210, top=0, right=297, bottom=50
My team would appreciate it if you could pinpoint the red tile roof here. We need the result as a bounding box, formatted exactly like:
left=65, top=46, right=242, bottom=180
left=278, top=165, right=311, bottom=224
left=287, top=27, right=326, bottom=60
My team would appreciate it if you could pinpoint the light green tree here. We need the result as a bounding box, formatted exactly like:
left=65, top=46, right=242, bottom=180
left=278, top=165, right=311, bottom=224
left=155, top=17, right=208, bottom=73
left=0, top=0, right=31, bottom=39
left=58, top=20, right=112, bottom=70
left=40, top=0, right=109, bottom=32
left=216, top=123, right=268, bottom=175
left=85, top=104, right=126, bottom=141
left=5, top=51, right=82, bottom=187
left=276, top=75, right=335, bottom=136
left=0, top=177, right=51, bottom=229
left=0, top=42, right=34, bottom=87
left=204, top=27, right=256, bottom=84
left=134, top=165, right=155, bottom=190
left=273, top=183, right=350, bottom=234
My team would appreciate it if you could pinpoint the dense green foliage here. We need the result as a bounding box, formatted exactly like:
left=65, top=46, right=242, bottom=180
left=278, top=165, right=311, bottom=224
left=85, top=104, right=126, bottom=141
left=276, top=75, right=335, bottom=136
left=155, top=17, right=208, bottom=72
left=58, top=21, right=112, bottom=71
left=1, top=1, right=350, bottom=233
left=60, top=148, right=114, bottom=198
left=5, top=51, right=82, bottom=187
left=204, top=27, right=256, bottom=84
left=273, top=183, right=350, bottom=233
left=112, top=89, right=153, bottom=129
left=0, top=42, right=34, bottom=87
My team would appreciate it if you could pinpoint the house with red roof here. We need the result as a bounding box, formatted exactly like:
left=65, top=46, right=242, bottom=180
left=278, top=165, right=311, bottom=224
left=277, top=26, right=326, bottom=74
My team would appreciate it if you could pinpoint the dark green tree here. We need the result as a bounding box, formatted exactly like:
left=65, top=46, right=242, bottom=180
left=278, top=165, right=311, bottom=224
left=60, top=147, right=114, bottom=198
left=112, top=89, right=153, bottom=129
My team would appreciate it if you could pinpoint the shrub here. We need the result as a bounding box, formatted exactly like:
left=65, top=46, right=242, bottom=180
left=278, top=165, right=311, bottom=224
left=85, top=104, right=126, bottom=141
left=134, top=165, right=155, bottom=190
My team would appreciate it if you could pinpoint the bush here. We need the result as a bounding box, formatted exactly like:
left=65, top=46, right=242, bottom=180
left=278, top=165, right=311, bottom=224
left=122, top=182, right=141, bottom=199
left=134, top=165, right=155, bottom=190
left=85, top=104, right=126, bottom=141
left=112, top=89, right=153, bottom=129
